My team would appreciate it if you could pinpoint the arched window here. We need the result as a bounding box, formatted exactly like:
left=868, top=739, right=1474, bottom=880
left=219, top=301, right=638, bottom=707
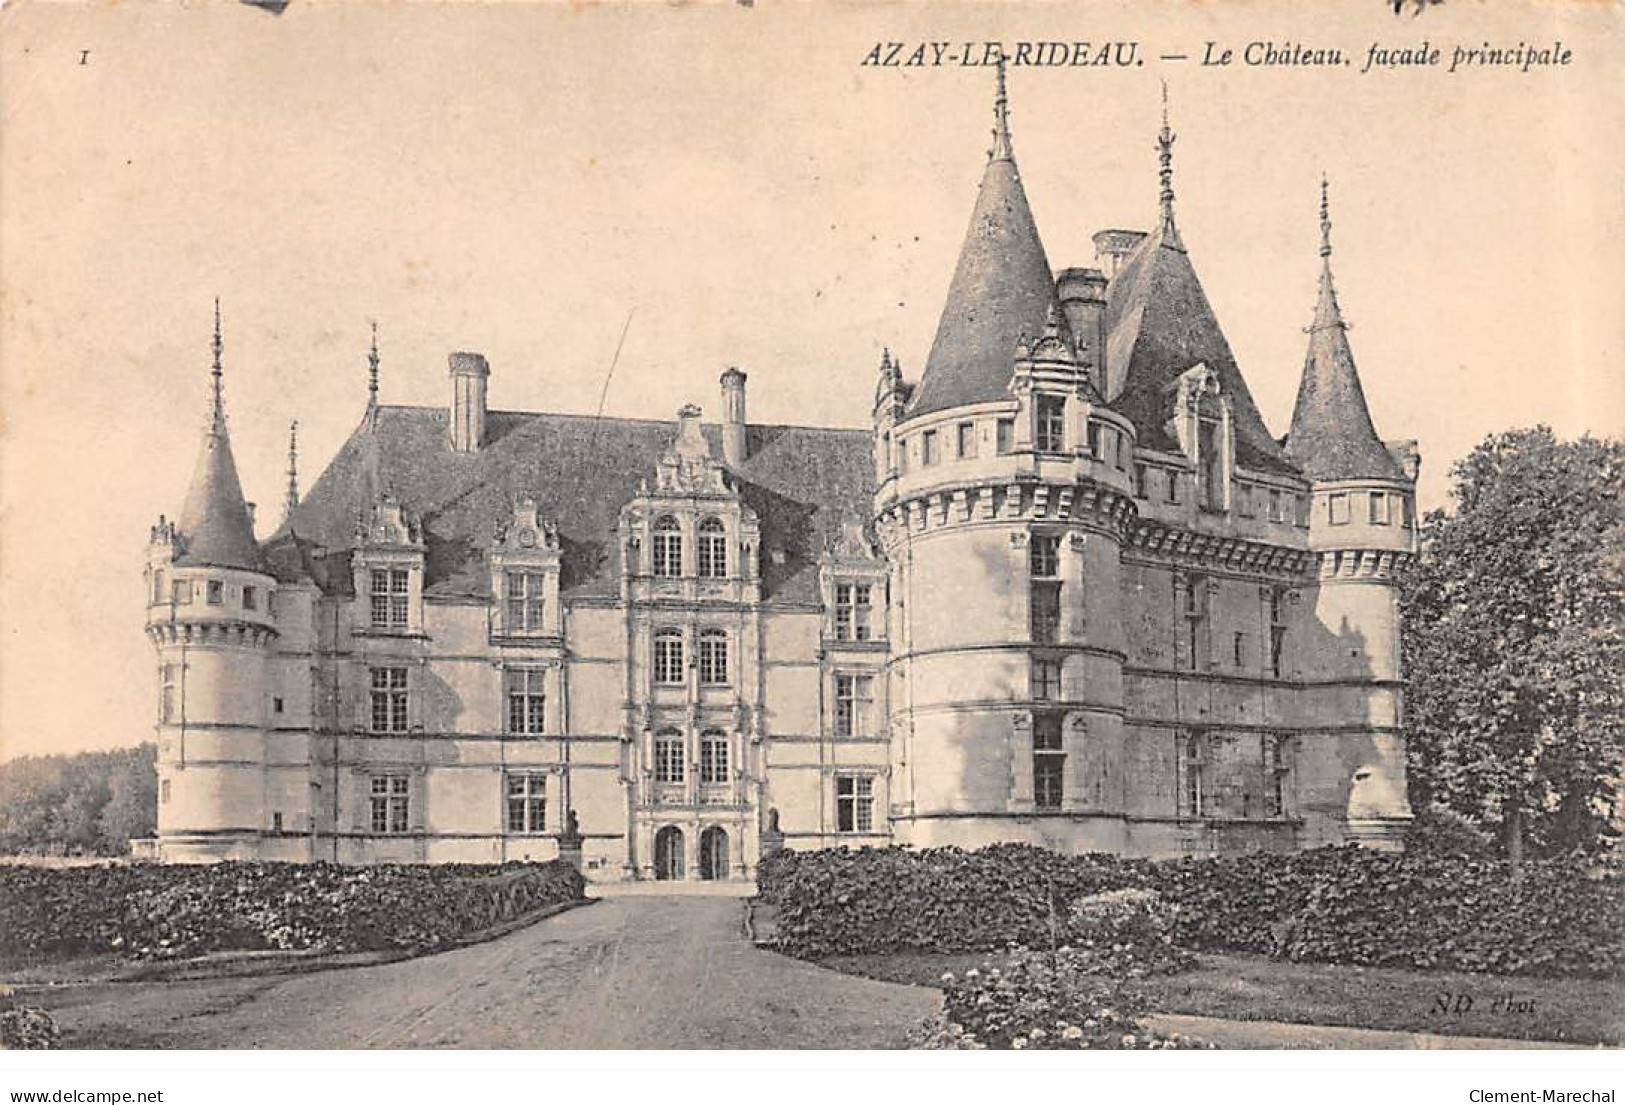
left=697, top=517, right=727, bottom=579
left=654, top=729, right=685, bottom=783
left=652, top=516, right=683, bottom=578
left=653, top=628, right=685, bottom=685
left=700, top=729, right=729, bottom=784
left=697, top=628, right=729, bottom=686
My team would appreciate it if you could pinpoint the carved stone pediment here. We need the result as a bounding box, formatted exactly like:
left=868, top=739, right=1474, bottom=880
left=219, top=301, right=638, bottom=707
left=355, top=495, right=423, bottom=548
left=654, top=404, right=731, bottom=496
left=492, top=497, right=560, bottom=554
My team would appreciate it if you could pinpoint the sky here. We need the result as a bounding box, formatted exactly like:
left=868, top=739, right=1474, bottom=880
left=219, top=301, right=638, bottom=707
left=2, top=0, right=1621, bottom=760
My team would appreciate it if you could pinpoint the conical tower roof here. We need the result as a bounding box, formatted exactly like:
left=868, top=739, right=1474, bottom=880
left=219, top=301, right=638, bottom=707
left=908, top=61, right=1071, bottom=419
left=1284, top=181, right=1405, bottom=483
left=1104, top=89, right=1294, bottom=474
left=176, top=301, right=266, bottom=572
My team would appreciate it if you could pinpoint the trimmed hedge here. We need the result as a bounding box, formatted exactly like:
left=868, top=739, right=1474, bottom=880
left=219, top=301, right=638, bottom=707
left=0, top=860, right=585, bottom=962
left=757, top=844, right=1625, bottom=980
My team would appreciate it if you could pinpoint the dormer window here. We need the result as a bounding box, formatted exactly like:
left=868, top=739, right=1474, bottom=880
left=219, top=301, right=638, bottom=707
left=370, top=569, right=409, bottom=630
left=1198, top=418, right=1223, bottom=510
left=834, top=582, right=873, bottom=642
left=697, top=518, right=727, bottom=579
left=1035, top=395, right=1065, bottom=453
left=652, top=516, right=683, bottom=578
left=505, top=571, right=545, bottom=631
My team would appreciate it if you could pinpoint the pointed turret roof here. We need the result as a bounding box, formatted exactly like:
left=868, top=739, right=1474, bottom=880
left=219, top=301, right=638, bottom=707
left=908, top=59, right=1072, bottom=419
left=1103, top=91, right=1295, bottom=474
left=175, top=300, right=266, bottom=573
left=1284, top=180, right=1406, bottom=483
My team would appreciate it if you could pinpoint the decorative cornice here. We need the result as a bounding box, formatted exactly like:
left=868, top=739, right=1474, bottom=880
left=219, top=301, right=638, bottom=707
left=1125, top=517, right=1313, bottom=578
left=1315, top=547, right=1412, bottom=581
left=876, top=477, right=1136, bottom=545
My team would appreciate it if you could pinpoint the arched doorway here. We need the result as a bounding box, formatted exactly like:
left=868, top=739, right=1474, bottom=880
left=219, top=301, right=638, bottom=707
left=654, top=826, right=685, bottom=881
left=699, top=826, right=729, bottom=881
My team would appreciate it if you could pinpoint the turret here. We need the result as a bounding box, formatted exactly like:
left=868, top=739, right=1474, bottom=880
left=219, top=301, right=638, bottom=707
left=1283, top=179, right=1418, bottom=848
left=145, top=301, right=281, bottom=861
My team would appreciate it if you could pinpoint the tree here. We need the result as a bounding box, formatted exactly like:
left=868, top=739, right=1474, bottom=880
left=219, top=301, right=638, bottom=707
left=0, top=744, right=157, bottom=855
left=1401, top=427, right=1624, bottom=865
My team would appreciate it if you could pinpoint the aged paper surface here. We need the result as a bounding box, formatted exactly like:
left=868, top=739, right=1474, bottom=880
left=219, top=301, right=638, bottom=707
left=0, top=0, right=1622, bottom=1088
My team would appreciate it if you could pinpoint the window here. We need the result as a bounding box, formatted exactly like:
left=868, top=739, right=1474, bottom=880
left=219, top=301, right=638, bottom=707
left=1182, top=576, right=1207, bottom=671
left=272, top=811, right=283, bottom=833
left=1198, top=419, right=1223, bottom=510
left=1115, top=430, right=1128, bottom=470
left=369, top=666, right=409, bottom=732
left=505, top=668, right=546, bottom=734
left=370, top=568, right=408, bottom=629
left=1134, top=463, right=1149, bottom=499
left=1263, top=735, right=1292, bottom=818
left=506, top=772, right=547, bottom=833
left=1400, top=495, right=1414, bottom=528
left=159, top=663, right=177, bottom=723
left=653, top=629, right=685, bottom=685
left=1035, top=395, right=1065, bottom=453
left=1179, top=733, right=1205, bottom=817
left=1269, top=588, right=1289, bottom=679
left=1166, top=470, right=1181, bottom=504
left=1233, top=631, right=1246, bottom=668
left=505, top=571, right=545, bottom=631
left=1029, top=534, right=1060, bottom=579
left=654, top=731, right=685, bottom=783
left=1328, top=493, right=1350, bottom=525
left=172, top=579, right=192, bottom=605
left=1368, top=491, right=1388, bottom=525
left=834, top=673, right=873, bottom=737
left=956, top=421, right=976, bottom=459
left=834, top=582, right=873, bottom=642
left=996, top=418, right=1015, bottom=455
left=1236, top=484, right=1255, bottom=518
left=700, top=731, right=729, bottom=784
left=1086, top=421, right=1103, bottom=459
left=697, top=518, right=727, bottom=578
left=1033, top=712, right=1064, bottom=811
left=273, top=696, right=283, bottom=714
left=1031, top=655, right=1061, bottom=701
left=159, top=778, right=171, bottom=804
left=242, top=585, right=257, bottom=611
left=151, top=570, right=165, bottom=605
left=836, top=774, right=874, bottom=832
left=206, top=579, right=223, bottom=605
left=1268, top=488, right=1284, bottom=523
left=922, top=429, right=939, bottom=466
left=1030, top=582, right=1061, bottom=645
left=369, top=774, right=410, bottom=833
left=698, top=629, right=729, bottom=686
left=652, top=516, right=682, bottom=578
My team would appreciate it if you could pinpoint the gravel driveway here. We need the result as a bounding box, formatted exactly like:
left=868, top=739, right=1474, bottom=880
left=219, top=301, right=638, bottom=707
left=37, top=896, right=940, bottom=1049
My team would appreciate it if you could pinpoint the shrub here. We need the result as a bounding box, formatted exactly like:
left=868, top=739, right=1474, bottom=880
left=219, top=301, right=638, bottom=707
left=1064, top=889, right=1194, bottom=978
left=927, top=948, right=1210, bottom=1050
left=0, top=1006, right=61, bottom=1050
left=758, top=845, right=1625, bottom=980
left=0, top=860, right=586, bottom=963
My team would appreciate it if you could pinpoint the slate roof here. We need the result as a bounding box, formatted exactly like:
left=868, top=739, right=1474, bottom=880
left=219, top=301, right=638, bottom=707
left=274, top=407, right=874, bottom=604
left=908, top=148, right=1071, bottom=419
left=1103, top=223, right=1299, bottom=475
left=1284, top=265, right=1406, bottom=482
left=176, top=424, right=267, bottom=573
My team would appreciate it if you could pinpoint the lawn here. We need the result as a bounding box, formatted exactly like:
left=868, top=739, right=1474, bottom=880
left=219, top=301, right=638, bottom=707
left=817, top=949, right=1625, bottom=1047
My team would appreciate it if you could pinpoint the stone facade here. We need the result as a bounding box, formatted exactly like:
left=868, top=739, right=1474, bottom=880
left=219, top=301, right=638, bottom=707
left=142, top=78, right=1416, bottom=877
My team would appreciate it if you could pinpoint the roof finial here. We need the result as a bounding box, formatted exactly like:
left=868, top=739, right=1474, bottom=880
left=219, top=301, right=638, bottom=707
left=209, top=296, right=226, bottom=434
left=1157, top=81, right=1176, bottom=233
left=1319, top=173, right=1333, bottom=261
left=367, top=320, right=380, bottom=405
left=990, top=52, right=1012, bottom=162
left=284, top=418, right=300, bottom=522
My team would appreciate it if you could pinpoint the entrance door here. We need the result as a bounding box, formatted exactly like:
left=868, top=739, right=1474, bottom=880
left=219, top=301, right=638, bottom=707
left=699, top=826, right=729, bottom=881
left=654, top=826, right=685, bottom=881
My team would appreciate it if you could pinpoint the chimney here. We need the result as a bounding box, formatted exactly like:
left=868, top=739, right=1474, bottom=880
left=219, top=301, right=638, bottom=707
left=448, top=352, right=489, bottom=453
left=1056, top=267, right=1109, bottom=393
left=1091, top=228, right=1149, bottom=279
left=719, top=367, right=747, bottom=467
